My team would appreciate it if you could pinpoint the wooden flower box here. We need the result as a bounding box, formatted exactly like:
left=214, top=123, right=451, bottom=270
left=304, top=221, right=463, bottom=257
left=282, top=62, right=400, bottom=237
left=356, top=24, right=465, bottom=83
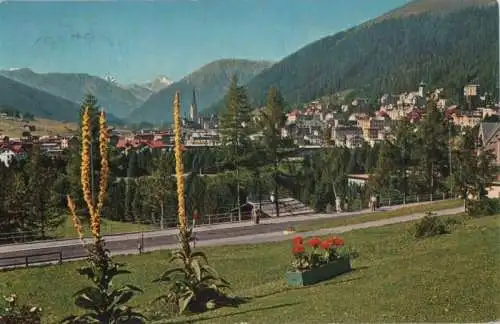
left=285, top=257, right=351, bottom=287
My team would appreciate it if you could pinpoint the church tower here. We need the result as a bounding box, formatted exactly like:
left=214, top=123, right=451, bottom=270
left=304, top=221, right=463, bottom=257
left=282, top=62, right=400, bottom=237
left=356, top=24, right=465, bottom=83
left=418, top=81, right=426, bottom=98
left=189, top=88, right=198, bottom=122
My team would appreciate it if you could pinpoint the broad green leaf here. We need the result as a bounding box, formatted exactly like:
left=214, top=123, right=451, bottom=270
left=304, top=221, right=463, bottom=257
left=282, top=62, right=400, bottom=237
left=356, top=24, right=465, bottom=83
left=155, top=267, right=186, bottom=282
left=191, top=259, right=202, bottom=282
left=202, top=264, right=221, bottom=277
left=114, top=291, right=135, bottom=306
left=191, top=251, right=208, bottom=264
left=74, top=294, right=100, bottom=312
left=124, top=284, right=143, bottom=293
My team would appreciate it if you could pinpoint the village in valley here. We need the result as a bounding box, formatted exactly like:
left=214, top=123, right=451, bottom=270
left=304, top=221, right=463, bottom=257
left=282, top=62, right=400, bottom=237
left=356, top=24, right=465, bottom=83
left=2, top=82, right=499, bottom=196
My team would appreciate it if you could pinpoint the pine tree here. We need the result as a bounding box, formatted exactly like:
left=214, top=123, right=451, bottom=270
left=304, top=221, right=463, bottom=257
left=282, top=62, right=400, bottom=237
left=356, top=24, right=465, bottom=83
left=131, top=184, right=142, bottom=222
left=414, top=101, right=448, bottom=198
left=5, top=172, right=29, bottom=240
left=258, top=87, right=294, bottom=217
left=453, top=127, right=497, bottom=202
left=24, top=144, right=64, bottom=239
left=218, top=75, right=254, bottom=221
left=146, top=152, right=175, bottom=229
left=124, top=179, right=135, bottom=222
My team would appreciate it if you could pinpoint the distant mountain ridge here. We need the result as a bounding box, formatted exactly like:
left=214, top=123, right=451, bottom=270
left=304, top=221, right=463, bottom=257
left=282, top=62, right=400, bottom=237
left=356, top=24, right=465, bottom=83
left=129, top=59, right=274, bottom=124
left=0, top=75, right=93, bottom=123
left=0, top=68, right=144, bottom=119
left=229, top=0, right=498, bottom=111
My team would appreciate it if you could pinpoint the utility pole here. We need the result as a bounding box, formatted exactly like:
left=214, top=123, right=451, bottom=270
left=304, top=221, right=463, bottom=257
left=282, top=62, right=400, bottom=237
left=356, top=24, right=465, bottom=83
left=402, top=140, right=406, bottom=206
left=236, top=165, right=241, bottom=221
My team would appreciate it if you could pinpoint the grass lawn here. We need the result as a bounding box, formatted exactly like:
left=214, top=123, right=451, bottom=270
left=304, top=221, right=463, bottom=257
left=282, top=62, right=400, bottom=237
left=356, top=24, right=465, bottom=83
left=0, top=118, right=77, bottom=138
left=50, top=217, right=155, bottom=239
left=1, top=213, right=497, bottom=323
left=295, top=199, right=463, bottom=232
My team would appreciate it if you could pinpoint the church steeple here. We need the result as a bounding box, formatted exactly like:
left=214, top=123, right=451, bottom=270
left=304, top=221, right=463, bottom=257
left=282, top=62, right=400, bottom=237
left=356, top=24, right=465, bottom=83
left=189, top=88, right=198, bottom=122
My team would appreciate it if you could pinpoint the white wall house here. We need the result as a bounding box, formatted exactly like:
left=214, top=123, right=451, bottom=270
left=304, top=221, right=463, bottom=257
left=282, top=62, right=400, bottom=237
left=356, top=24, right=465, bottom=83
left=0, top=149, right=16, bottom=167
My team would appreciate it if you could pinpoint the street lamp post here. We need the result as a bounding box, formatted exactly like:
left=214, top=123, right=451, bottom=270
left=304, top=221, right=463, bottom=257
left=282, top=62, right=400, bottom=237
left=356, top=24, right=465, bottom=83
left=448, top=121, right=453, bottom=197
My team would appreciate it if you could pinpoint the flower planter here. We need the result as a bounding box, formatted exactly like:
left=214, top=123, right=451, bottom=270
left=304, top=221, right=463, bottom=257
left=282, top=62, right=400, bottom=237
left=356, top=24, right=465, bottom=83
left=286, top=257, right=351, bottom=287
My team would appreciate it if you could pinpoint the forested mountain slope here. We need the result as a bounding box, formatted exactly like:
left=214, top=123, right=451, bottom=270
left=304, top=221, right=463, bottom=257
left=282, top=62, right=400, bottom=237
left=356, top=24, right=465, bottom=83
left=221, top=1, right=498, bottom=110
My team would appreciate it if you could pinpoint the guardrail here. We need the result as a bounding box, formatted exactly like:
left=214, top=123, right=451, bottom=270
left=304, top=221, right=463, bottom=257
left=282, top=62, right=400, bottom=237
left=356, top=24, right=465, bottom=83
left=0, top=251, right=63, bottom=268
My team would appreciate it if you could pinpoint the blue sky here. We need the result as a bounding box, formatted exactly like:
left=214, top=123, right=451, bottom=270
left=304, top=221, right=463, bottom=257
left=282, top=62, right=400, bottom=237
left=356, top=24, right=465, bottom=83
left=0, top=0, right=411, bottom=84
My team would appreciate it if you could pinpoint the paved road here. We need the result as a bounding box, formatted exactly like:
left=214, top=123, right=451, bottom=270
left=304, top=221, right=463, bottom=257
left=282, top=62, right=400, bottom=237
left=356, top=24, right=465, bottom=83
left=0, top=201, right=463, bottom=269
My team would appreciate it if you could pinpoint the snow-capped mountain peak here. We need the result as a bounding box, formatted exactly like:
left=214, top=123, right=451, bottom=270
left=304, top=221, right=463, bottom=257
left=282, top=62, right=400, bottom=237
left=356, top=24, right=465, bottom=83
left=104, top=73, right=118, bottom=85
left=156, top=76, right=173, bottom=86
left=139, top=75, right=173, bottom=92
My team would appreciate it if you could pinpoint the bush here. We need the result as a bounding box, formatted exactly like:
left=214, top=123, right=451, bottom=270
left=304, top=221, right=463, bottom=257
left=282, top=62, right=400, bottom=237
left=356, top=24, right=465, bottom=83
left=0, top=294, right=42, bottom=324
left=414, top=212, right=458, bottom=238
left=466, top=198, right=500, bottom=217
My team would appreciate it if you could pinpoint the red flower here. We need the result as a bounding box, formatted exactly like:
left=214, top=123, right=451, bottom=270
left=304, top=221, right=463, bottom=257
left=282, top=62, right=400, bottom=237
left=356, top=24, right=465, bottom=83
left=320, top=240, right=332, bottom=250
left=291, top=236, right=303, bottom=245
left=292, top=244, right=305, bottom=255
left=333, top=237, right=344, bottom=246
left=327, top=236, right=345, bottom=247
left=308, top=237, right=322, bottom=248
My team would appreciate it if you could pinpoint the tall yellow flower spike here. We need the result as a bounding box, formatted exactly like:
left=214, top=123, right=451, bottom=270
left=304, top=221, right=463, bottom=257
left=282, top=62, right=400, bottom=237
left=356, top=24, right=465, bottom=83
left=173, top=91, right=187, bottom=233
left=67, top=195, right=85, bottom=244
left=67, top=104, right=110, bottom=242
left=80, top=106, right=95, bottom=222
left=93, top=110, right=110, bottom=239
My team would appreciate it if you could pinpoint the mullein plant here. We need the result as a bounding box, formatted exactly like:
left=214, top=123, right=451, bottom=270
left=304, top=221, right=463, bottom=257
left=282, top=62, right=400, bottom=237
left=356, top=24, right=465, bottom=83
left=155, top=92, right=236, bottom=314
left=63, top=107, right=145, bottom=324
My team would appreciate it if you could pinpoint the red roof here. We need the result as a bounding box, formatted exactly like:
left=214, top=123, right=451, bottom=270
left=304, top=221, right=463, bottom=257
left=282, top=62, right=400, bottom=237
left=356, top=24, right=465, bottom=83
left=116, top=138, right=129, bottom=149
left=10, top=144, right=24, bottom=153
left=147, top=141, right=168, bottom=149
left=376, top=110, right=389, bottom=118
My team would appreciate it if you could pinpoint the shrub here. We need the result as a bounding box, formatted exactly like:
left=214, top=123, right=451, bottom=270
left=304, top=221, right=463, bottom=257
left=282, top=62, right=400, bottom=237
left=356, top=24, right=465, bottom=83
left=414, top=212, right=458, bottom=238
left=61, top=238, right=146, bottom=324
left=466, top=198, right=500, bottom=217
left=0, top=294, right=42, bottom=324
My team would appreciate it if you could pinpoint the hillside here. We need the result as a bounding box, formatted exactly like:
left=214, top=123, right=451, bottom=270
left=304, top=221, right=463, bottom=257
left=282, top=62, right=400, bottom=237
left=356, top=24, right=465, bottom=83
left=0, top=75, right=83, bottom=122
left=0, top=118, right=77, bottom=138
left=129, top=59, right=273, bottom=124
left=228, top=0, right=498, bottom=110
left=124, top=84, right=154, bottom=102
left=0, top=68, right=144, bottom=118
